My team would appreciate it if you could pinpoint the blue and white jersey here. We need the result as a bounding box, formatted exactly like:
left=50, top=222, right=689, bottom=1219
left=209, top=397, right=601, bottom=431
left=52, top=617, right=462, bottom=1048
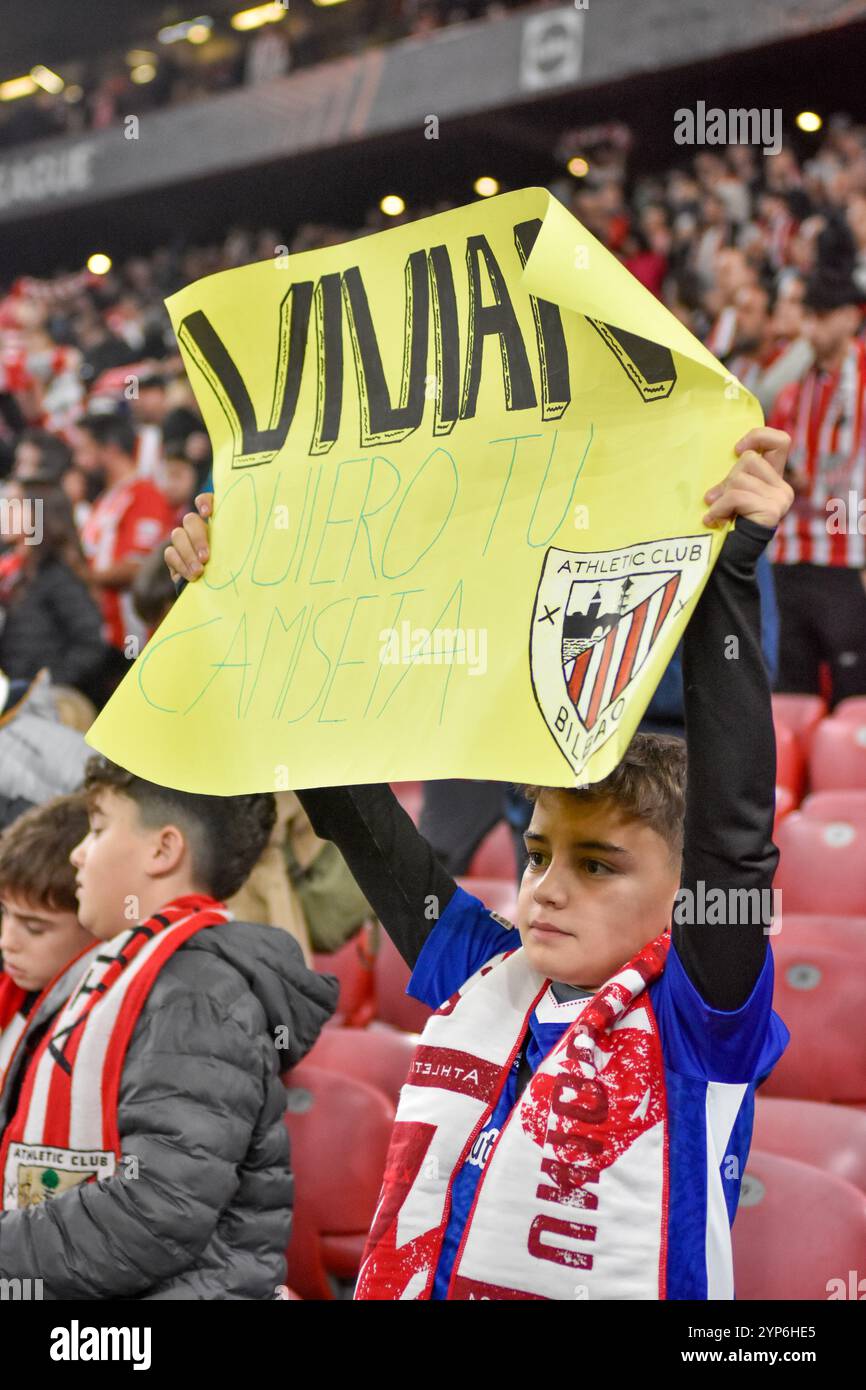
left=408, top=885, right=789, bottom=1301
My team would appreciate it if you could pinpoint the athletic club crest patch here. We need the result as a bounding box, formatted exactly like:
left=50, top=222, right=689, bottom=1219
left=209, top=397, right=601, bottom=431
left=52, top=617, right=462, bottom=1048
left=530, top=535, right=712, bottom=774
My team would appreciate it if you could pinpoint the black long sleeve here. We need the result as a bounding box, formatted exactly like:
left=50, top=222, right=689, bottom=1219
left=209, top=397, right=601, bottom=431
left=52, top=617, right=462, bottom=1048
left=296, top=783, right=458, bottom=970
left=675, top=516, right=779, bottom=1010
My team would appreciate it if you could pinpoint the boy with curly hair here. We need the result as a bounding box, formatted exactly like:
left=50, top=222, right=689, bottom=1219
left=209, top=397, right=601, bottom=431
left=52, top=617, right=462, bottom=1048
left=0, top=757, right=337, bottom=1299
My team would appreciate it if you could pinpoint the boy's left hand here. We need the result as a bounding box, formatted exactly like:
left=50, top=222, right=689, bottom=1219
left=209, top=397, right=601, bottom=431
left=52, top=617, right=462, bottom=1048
left=703, top=427, right=794, bottom=529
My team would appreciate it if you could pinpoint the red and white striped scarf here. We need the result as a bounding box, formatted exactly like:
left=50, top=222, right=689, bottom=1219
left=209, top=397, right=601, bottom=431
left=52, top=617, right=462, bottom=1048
left=0, top=894, right=229, bottom=1210
left=356, top=932, right=670, bottom=1301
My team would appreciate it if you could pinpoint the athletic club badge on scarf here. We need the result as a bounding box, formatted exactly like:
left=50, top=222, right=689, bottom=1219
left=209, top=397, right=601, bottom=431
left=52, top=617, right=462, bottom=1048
left=0, top=895, right=229, bottom=1211
left=356, top=931, right=670, bottom=1301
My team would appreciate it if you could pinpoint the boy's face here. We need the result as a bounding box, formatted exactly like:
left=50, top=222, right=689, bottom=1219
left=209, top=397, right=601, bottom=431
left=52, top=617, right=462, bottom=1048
left=516, top=790, right=680, bottom=990
left=70, top=790, right=152, bottom=941
left=0, top=893, right=94, bottom=993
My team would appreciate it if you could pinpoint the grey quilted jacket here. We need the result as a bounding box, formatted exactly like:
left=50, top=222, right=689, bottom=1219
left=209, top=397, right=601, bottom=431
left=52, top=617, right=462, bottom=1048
left=0, top=920, right=338, bottom=1299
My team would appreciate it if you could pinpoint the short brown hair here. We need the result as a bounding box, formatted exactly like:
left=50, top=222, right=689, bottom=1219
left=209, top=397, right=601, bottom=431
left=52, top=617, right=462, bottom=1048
left=522, top=733, right=687, bottom=863
left=0, top=793, right=90, bottom=913
left=82, top=755, right=276, bottom=903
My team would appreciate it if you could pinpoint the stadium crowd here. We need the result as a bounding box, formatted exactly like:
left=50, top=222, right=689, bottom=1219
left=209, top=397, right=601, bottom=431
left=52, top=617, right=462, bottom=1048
left=0, top=105, right=864, bottom=1302
left=2, top=115, right=865, bottom=727
left=0, top=0, right=523, bottom=150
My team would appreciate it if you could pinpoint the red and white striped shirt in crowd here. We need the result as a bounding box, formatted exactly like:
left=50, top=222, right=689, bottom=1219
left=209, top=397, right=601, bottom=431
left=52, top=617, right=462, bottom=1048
left=768, top=336, right=866, bottom=567
left=725, top=343, right=784, bottom=396
left=80, top=475, right=174, bottom=651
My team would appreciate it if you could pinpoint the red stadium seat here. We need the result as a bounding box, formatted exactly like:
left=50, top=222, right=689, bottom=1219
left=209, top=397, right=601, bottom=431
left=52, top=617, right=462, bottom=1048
left=455, top=876, right=519, bottom=922
left=373, top=930, right=432, bottom=1033
left=807, top=718, right=866, bottom=792
left=753, top=1097, right=866, bottom=1194
left=762, top=941, right=866, bottom=1102
left=771, top=693, right=827, bottom=755
left=833, top=697, right=866, bottom=724
left=283, top=1064, right=394, bottom=1300
left=773, top=721, right=805, bottom=800
left=467, top=819, right=516, bottom=880
left=391, top=781, right=423, bottom=824
left=774, top=812, right=866, bottom=915
left=774, top=913, right=866, bottom=957
left=304, top=1025, right=416, bottom=1106
left=773, top=784, right=795, bottom=833
left=732, top=1151, right=866, bottom=1300
left=800, top=789, right=866, bottom=824
left=312, top=922, right=376, bottom=1028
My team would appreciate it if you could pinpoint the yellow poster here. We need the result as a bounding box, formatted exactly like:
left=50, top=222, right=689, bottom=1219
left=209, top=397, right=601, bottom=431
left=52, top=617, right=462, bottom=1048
left=86, top=187, right=760, bottom=794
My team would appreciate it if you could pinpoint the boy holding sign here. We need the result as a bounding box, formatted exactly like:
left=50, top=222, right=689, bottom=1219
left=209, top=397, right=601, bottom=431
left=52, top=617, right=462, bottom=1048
left=167, top=425, right=793, bottom=1300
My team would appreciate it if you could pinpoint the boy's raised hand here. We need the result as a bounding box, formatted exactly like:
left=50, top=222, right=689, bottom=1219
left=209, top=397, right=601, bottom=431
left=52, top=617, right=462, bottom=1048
left=165, top=492, right=213, bottom=583
left=703, top=427, right=794, bottom=530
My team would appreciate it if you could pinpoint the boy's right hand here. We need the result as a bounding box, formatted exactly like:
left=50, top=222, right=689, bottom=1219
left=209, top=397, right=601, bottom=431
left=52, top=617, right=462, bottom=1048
left=164, top=493, right=213, bottom=583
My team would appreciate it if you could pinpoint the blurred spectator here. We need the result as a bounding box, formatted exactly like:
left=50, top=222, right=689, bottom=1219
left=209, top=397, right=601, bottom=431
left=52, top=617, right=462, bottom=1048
left=131, top=540, right=179, bottom=638
left=129, top=373, right=168, bottom=481
left=622, top=225, right=668, bottom=298
left=0, top=669, right=91, bottom=827
left=75, top=414, right=173, bottom=703
left=0, top=483, right=105, bottom=694
left=158, top=443, right=205, bottom=528
left=723, top=282, right=781, bottom=397
left=60, top=463, right=98, bottom=532
left=12, top=429, right=72, bottom=484
left=768, top=259, right=866, bottom=704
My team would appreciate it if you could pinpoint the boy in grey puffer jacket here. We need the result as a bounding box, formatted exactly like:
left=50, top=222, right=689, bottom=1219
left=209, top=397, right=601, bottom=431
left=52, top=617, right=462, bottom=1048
left=0, top=755, right=337, bottom=1300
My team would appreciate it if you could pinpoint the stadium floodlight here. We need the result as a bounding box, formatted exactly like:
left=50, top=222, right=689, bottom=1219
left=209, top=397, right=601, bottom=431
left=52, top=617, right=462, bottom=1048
left=158, top=16, right=214, bottom=45
left=568, top=156, right=590, bottom=177
left=380, top=195, right=406, bottom=216
left=231, top=3, right=287, bottom=30
left=474, top=177, right=500, bottom=197
left=131, top=64, right=158, bottom=85
left=0, top=75, right=38, bottom=102
left=87, top=254, right=113, bottom=276
left=31, top=66, right=64, bottom=95
left=796, top=111, right=822, bottom=133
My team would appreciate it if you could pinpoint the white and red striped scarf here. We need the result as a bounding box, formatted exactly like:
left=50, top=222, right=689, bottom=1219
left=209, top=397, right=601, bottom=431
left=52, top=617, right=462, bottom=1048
left=0, top=894, right=229, bottom=1210
left=356, top=932, right=670, bottom=1301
